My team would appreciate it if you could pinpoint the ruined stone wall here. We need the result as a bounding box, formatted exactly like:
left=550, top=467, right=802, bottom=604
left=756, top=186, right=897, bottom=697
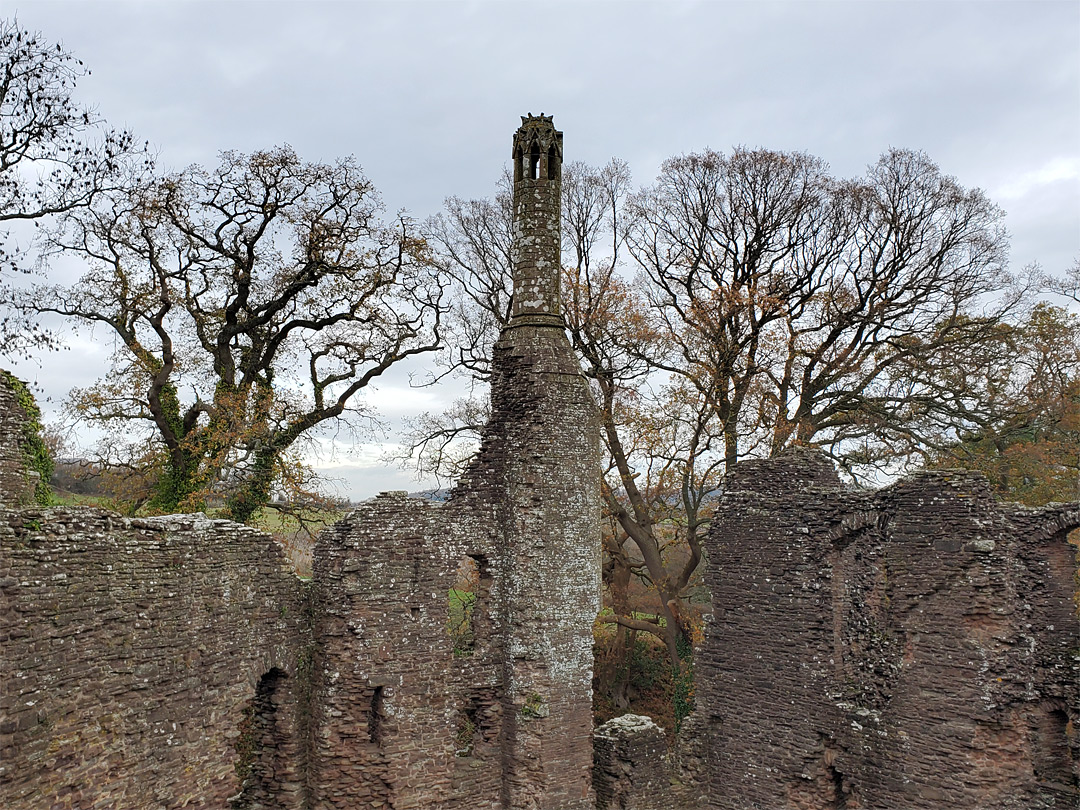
left=0, top=372, right=42, bottom=508
left=460, top=322, right=602, bottom=809
left=307, top=337, right=601, bottom=809
left=0, top=508, right=310, bottom=810
left=307, top=492, right=504, bottom=810
left=593, top=714, right=675, bottom=810
left=6, top=113, right=1078, bottom=808
left=697, top=449, right=1080, bottom=810
left=301, top=113, right=600, bottom=810
left=0, top=114, right=603, bottom=810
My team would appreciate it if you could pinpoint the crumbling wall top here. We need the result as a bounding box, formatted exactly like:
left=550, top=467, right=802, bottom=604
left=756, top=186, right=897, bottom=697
left=722, top=446, right=843, bottom=497
left=699, top=449, right=1080, bottom=810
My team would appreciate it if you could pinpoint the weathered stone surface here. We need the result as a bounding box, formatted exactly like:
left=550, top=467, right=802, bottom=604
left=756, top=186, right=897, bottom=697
left=0, top=373, right=41, bottom=508
left=593, top=714, right=675, bottom=810
left=697, top=448, right=1080, bottom=810
left=0, top=508, right=310, bottom=809
left=510, top=113, right=563, bottom=323
left=308, top=494, right=479, bottom=809
left=1, top=114, right=601, bottom=810
left=306, top=113, right=601, bottom=810
left=3, top=119, right=1077, bottom=810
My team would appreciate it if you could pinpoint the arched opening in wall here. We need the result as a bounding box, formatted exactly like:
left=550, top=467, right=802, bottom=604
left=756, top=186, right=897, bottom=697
left=825, top=525, right=898, bottom=713
left=547, top=145, right=558, bottom=180
left=513, top=145, right=523, bottom=183
left=529, top=142, right=540, bottom=180
left=446, top=555, right=490, bottom=656
left=827, top=530, right=859, bottom=683
left=1030, top=700, right=1077, bottom=790
left=825, top=758, right=854, bottom=809
left=455, top=703, right=480, bottom=758
left=232, top=667, right=301, bottom=809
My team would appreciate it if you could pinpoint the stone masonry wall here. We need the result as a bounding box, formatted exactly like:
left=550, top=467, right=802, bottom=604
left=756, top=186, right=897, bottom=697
left=480, top=113, right=600, bottom=809
left=5, top=106, right=1080, bottom=810
left=457, top=320, right=602, bottom=810
left=307, top=336, right=602, bottom=809
left=0, top=508, right=310, bottom=810
left=307, top=492, right=505, bottom=809
left=698, top=449, right=1080, bottom=810
left=510, top=112, right=563, bottom=321
left=0, top=114, right=603, bottom=810
left=307, top=114, right=601, bottom=810
left=0, top=373, right=41, bottom=508
left=593, top=714, right=675, bottom=810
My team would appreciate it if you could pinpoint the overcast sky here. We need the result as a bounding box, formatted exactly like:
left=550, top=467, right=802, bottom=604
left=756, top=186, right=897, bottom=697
left=5, top=0, right=1079, bottom=499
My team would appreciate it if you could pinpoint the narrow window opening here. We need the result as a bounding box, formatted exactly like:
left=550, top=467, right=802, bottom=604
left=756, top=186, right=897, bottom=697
left=447, top=555, right=491, bottom=656
left=513, top=146, right=523, bottom=183
left=455, top=704, right=479, bottom=757
left=368, top=685, right=384, bottom=745
left=826, top=761, right=852, bottom=808
left=529, top=142, right=540, bottom=180
left=454, top=690, right=498, bottom=758
left=547, top=145, right=558, bottom=180
left=448, top=557, right=480, bottom=655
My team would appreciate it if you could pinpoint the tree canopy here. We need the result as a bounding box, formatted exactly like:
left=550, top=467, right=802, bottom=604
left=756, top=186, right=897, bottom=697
left=412, top=147, right=1044, bottom=671
left=29, top=147, right=445, bottom=519
left=930, top=302, right=1080, bottom=505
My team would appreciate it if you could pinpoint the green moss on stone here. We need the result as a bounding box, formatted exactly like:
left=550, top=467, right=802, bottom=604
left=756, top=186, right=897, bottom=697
left=3, top=371, right=53, bottom=505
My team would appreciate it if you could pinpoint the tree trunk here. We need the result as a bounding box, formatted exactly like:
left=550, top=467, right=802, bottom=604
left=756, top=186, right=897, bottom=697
left=608, top=541, right=634, bottom=709
left=225, top=449, right=277, bottom=523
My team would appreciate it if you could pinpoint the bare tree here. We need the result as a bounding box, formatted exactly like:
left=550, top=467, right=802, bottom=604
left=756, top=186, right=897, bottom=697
left=27, top=146, right=445, bottom=520
left=405, top=148, right=1026, bottom=677
left=426, top=173, right=515, bottom=382
left=930, top=302, right=1080, bottom=504
left=628, top=148, right=849, bottom=471
left=0, top=18, right=144, bottom=353
left=1046, top=257, right=1080, bottom=306
left=767, top=150, right=1017, bottom=472
left=390, top=176, right=515, bottom=484
left=559, top=159, right=717, bottom=666
left=627, top=147, right=1017, bottom=480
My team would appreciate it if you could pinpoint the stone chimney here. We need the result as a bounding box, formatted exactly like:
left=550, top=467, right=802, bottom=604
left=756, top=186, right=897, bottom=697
left=510, top=113, right=564, bottom=325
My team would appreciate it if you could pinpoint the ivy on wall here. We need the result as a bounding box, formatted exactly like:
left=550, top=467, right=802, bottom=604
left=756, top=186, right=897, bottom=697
left=2, top=371, right=53, bottom=505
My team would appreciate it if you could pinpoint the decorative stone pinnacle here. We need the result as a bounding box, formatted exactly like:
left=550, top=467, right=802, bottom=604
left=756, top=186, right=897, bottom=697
left=510, top=114, right=564, bottom=325
left=513, top=114, right=563, bottom=160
